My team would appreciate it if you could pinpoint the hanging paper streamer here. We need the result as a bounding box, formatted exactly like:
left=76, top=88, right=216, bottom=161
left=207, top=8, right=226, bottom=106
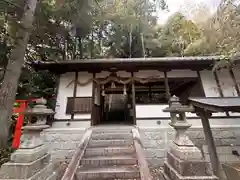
left=123, top=84, right=127, bottom=95
left=101, top=85, right=105, bottom=96
left=109, top=82, right=116, bottom=111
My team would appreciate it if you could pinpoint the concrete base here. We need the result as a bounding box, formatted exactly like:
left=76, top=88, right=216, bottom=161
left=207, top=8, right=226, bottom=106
left=0, top=153, right=56, bottom=180
left=164, top=162, right=218, bottom=180
left=0, top=125, right=57, bottom=180
left=10, top=145, right=48, bottom=163
left=167, top=152, right=211, bottom=176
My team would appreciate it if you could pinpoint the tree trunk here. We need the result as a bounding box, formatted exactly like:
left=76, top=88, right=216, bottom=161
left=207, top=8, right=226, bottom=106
left=0, top=0, right=38, bottom=148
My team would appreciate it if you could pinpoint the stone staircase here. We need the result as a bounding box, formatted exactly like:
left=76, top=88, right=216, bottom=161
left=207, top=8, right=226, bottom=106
left=76, top=126, right=141, bottom=180
left=61, top=125, right=153, bottom=180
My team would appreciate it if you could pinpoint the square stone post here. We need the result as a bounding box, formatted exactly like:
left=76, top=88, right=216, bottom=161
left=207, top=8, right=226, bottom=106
left=0, top=98, right=56, bottom=180
left=162, top=96, right=218, bottom=180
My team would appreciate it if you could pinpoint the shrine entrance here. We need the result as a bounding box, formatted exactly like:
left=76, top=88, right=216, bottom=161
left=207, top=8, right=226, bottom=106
left=91, top=73, right=135, bottom=125
left=101, top=82, right=134, bottom=125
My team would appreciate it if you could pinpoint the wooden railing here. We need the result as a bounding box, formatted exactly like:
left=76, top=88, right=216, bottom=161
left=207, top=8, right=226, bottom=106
left=132, top=128, right=152, bottom=180
left=61, top=128, right=92, bottom=180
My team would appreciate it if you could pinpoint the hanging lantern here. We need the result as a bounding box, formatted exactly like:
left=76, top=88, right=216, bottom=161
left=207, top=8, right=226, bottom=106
left=123, top=84, right=127, bottom=95
left=101, top=85, right=105, bottom=96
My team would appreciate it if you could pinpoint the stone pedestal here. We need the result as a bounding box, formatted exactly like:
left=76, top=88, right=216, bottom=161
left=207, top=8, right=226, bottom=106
left=162, top=96, right=218, bottom=180
left=0, top=98, right=56, bottom=180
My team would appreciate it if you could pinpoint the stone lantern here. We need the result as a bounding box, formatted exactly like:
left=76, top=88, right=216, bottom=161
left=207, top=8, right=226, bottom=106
left=162, top=96, right=218, bottom=180
left=20, top=97, right=55, bottom=148
left=0, top=98, right=56, bottom=180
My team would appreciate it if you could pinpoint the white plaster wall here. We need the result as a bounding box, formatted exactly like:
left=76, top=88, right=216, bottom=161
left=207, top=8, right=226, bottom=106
left=74, top=72, right=93, bottom=119
left=55, top=72, right=74, bottom=120
left=200, top=69, right=240, bottom=116
left=199, top=70, right=226, bottom=117
left=96, top=71, right=110, bottom=78
left=96, top=71, right=131, bottom=78
left=134, top=70, right=197, bottom=79
left=200, top=70, right=220, bottom=97
left=137, top=118, right=240, bottom=128
left=54, top=72, right=93, bottom=122
left=200, top=69, right=240, bottom=97
left=134, top=70, right=164, bottom=78
left=136, top=105, right=169, bottom=118
left=167, top=70, right=197, bottom=78
left=217, top=69, right=237, bottom=97
left=117, top=71, right=131, bottom=77
left=51, top=121, right=91, bottom=128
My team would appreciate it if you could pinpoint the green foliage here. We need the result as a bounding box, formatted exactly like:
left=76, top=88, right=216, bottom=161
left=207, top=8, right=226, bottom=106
left=0, top=108, right=18, bottom=166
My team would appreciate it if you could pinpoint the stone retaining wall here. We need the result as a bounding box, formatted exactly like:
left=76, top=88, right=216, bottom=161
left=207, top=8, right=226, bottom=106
left=41, top=128, right=86, bottom=163
left=41, top=126, right=240, bottom=167
left=138, top=126, right=240, bottom=166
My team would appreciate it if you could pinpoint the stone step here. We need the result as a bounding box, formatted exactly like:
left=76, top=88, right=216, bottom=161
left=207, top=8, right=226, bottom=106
left=88, top=139, right=133, bottom=148
left=84, top=146, right=135, bottom=157
left=91, top=127, right=133, bottom=134
left=80, top=155, right=137, bottom=166
left=82, top=179, right=140, bottom=180
left=92, top=129, right=133, bottom=134
left=45, top=172, right=57, bottom=180
left=31, top=163, right=56, bottom=180
left=76, top=165, right=140, bottom=180
left=91, top=133, right=133, bottom=140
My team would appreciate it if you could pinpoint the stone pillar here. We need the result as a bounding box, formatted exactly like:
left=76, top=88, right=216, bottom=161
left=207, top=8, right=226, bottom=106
left=0, top=98, right=56, bottom=180
left=162, top=96, right=218, bottom=180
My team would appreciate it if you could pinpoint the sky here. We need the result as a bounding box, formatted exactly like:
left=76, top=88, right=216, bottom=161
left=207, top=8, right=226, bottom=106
left=157, top=0, right=222, bottom=24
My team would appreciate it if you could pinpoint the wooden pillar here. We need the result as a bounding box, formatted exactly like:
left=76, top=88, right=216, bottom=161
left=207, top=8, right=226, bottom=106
left=91, top=73, right=96, bottom=126
left=197, top=71, right=206, bottom=97
left=131, top=72, right=136, bottom=125
left=214, top=71, right=229, bottom=116
left=70, top=72, right=78, bottom=123
left=229, top=68, right=240, bottom=96
left=197, top=109, right=225, bottom=180
left=214, top=71, right=224, bottom=97
left=164, top=71, right=171, bottom=103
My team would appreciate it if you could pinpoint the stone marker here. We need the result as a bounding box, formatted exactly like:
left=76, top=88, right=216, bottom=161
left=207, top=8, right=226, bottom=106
left=0, top=98, right=56, bottom=180
left=162, top=96, right=218, bottom=180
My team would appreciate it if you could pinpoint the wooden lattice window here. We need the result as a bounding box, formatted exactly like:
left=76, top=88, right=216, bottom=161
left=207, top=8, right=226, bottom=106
left=66, top=97, right=92, bottom=114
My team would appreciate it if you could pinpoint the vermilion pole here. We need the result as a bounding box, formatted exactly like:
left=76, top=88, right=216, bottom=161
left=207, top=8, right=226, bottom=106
left=12, top=99, right=39, bottom=149
left=12, top=100, right=27, bottom=149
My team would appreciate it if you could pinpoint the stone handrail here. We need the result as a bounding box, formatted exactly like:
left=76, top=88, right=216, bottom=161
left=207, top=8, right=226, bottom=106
left=61, top=128, right=92, bottom=180
left=132, top=128, right=152, bottom=180
left=222, top=163, right=240, bottom=180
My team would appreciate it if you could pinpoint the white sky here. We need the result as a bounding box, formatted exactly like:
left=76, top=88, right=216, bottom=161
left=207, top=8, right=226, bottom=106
left=157, top=0, right=222, bottom=24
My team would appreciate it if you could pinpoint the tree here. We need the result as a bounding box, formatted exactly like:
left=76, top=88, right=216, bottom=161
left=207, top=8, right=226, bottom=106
left=0, top=0, right=38, bottom=148
left=184, top=0, right=240, bottom=57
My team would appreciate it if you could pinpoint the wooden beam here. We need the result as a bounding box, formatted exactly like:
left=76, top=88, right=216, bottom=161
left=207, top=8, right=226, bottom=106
left=91, top=73, right=96, bottom=126
left=214, top=71, right=229, bottom=116
left=229, top=68, right=240, bottom=96
left=213, top=71, right=224, bottom=97
left=197, top=71, right=206, bottom=97
left=164, top=71, right=171, bottom=102
left=70, top=72, right=79, bottom=123
left=197, top=109, right=225, bottom=180
left=131, top=72, right=136, bottom=125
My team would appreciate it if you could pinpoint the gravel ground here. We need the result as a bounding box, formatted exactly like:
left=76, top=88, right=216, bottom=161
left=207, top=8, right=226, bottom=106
left=149, top=165, right=166, bottom=180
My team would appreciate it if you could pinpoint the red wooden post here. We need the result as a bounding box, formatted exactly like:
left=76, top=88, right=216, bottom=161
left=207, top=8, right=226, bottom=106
left=12, top=100, right=27, bottom=149
left=12, top=98, right=39, bottom=149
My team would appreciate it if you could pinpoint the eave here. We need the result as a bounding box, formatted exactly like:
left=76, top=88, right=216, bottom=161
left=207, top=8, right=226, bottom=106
left=31, top=56, right=230, bottom=74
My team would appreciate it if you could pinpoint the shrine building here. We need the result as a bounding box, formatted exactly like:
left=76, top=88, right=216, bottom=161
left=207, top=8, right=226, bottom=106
left=32, top=56, right=240, bottom=165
